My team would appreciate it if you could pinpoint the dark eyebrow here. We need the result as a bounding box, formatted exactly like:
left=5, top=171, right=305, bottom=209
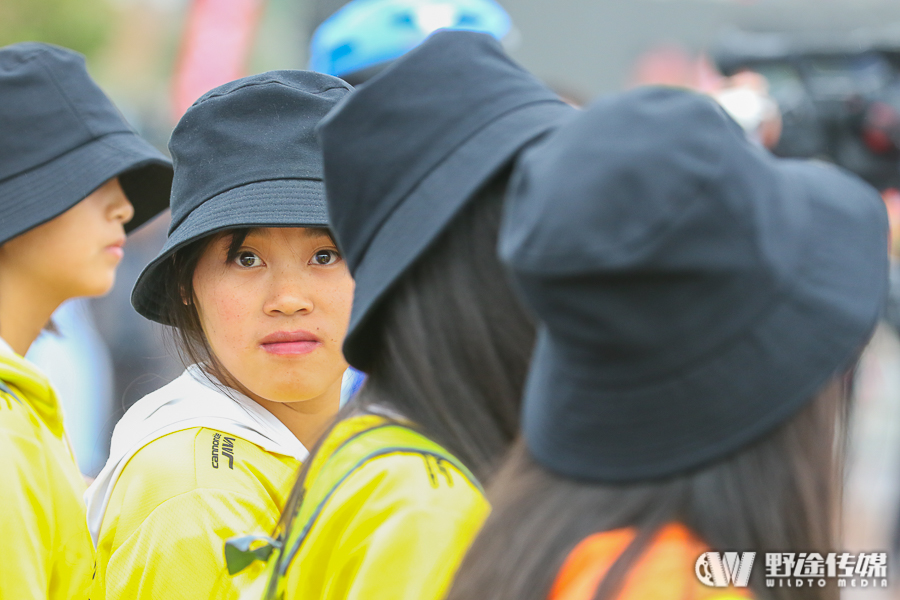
left=230, top=227, right=334, bottom=255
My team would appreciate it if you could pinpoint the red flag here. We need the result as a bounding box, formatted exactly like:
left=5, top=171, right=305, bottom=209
left=172, top=0, right=266, bottom=120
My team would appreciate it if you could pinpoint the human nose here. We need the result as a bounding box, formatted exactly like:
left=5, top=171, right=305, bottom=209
left=109, top=181, right=135, bottom=225
left=263, top=270, right=314, bottom=316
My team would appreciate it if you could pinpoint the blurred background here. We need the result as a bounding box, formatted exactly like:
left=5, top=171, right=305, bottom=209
left=5, top=1, right=900, bottom=595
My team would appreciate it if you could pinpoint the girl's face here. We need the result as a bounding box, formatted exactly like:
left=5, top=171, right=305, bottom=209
left=192, top=227, right=353, bottom=405
left=0, top=177, right=133, bottom=301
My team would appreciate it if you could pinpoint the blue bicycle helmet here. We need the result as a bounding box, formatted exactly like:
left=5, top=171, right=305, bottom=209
left=310, top=0, right=511, bottom=82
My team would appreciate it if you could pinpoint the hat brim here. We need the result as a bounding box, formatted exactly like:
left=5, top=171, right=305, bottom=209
left=342, top=100, right=575, bottom=370
left=521, top=160, right=888, bottom=482
left=0, top=132, right=173, bottom=245
left=131, top=178, right=329, bottom=324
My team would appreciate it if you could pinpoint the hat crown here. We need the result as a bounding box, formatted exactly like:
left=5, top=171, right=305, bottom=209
left=168, top=71, right=352, bottom=233
left=0, top=43, right=132, bottom=183
left=503, top=86, right=888, bottom=480
left=318, top=29, right=563, bottom=274
left=504, top=88, right=811, bottom=380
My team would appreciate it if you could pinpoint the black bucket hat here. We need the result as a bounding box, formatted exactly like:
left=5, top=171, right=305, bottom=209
left=131, top=71, right=353, bottom=324
left=317, top=29, right=574, bottom=370
left=0, top=42, right=173, bottom=245
left=501, top=87, right=889, bottom=482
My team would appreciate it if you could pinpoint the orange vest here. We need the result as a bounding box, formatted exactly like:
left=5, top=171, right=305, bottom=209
left=549, top=524, right=754, bottom=600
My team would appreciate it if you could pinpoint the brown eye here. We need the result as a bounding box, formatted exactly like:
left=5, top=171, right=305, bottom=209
left=311, top=249, right=341, bottom=266
left=235, top=251, right=262, bottom=268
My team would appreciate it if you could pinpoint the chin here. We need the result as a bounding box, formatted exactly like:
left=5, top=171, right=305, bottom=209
left=77, top=273, right=117, bottom=297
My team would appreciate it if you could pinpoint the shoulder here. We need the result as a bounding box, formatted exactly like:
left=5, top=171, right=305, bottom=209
left=336, top=450, right=487, bottom=517
left=117, top=427, right=299, bottom=501
left=0, top=396, right=39, bottom=441
left=193, top=428, right=299, bottom=501
left=0, top=377, right=52, bottom=435
left=102, top=428, right=299, bottom=554
left=110, top=428, right=204, bottom=517
left=275, top=417, right=488, bottom=598
left=278, top=424, right=489, bottom=600
left=0, top=384, right=69, bottom=487
left=307, top=417, right=486, bottom=524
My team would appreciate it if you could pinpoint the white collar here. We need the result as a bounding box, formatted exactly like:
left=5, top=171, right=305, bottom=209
left=84, top=365, right=309, bottom=546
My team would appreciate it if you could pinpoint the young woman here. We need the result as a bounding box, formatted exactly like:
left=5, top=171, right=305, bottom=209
left=446, top=87, right=889, bottom=600
left=231, top=30, right=573, bottom=600
left=84, top=71, right=354, bottom=600
left=0, top=42, right=172, bottom=599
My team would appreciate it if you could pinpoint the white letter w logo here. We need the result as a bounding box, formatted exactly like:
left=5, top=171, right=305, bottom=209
left=695, top=552, right=756, bottom=587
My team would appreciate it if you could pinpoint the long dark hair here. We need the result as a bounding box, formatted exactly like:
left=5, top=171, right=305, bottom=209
left=446, top=376, right=851, bottom=600
left=356, top=175, right=535, bottom=476
left=322, top=172, right=534, bottom=475
left=264, top=174, right=536, bottom=597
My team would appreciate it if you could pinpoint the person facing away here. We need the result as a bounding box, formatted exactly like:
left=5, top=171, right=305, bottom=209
left=225, top=30, right=574, bottom=600
left=84, top=71, right=354, bottom=600
left=0, top=42, right=173, bottom=599
left=446, top=87, right=889, bottom=600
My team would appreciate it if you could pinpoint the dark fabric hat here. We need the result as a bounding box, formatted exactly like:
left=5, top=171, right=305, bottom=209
left=131, top=71, right=352, bottom=324
left=501, top=87, right=889, bottom=482
left=317, top=29, right=574, bottom=370
left=0, top=42, right=173, bottom=245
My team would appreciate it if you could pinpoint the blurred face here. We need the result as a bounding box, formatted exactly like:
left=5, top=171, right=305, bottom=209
left=192, top=227, right=353, bottom=405
left=0, top=177, right=133, bottom=301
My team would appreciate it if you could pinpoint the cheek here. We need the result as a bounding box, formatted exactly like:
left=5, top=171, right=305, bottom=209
left=194, top=278, right=257, bottom=359
left=336, top=279, right=355, bottom=333
left=318, top=273, right=355, bottom=343
left=3, top=221, right=104, bottom=290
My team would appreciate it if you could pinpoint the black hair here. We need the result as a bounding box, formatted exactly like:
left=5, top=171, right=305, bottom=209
left=357, top=174, right=535, bottom=475
left=446, top=375, right=852, bottom=600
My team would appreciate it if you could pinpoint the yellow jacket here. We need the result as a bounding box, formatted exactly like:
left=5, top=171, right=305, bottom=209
left=250, top=412, right=490, bottom=600
left=0, top=343, right=94, bottom=599
left=86, top=368, right=307, bottom=600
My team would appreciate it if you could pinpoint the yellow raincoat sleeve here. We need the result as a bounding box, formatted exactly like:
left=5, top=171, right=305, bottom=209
left=103, top=488, right=278, bottom=599
left=0, top=365, right=93, bottom=600
left=0, top=427, right=54, bottom=598
left=282, top=452, right=490, bottom=600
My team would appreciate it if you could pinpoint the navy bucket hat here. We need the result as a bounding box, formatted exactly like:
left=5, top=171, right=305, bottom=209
left=0, top=42, right=173, bottom=245
left=501, top=87, right=889, bottom=482
left=131, top=71, right=353, bottom=324
left=317, top=29, right=574, bottom=370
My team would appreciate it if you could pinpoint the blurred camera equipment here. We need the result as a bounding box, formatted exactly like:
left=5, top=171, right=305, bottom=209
left=714, top=30, right=900, bottom=191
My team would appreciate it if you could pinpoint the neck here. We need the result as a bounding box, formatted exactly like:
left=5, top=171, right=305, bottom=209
left=247, top=378, right=343, bottom=450
left=0, top=265, right=62, bottom=356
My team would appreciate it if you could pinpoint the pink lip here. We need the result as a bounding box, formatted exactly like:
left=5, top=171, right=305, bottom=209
left=259, top=330, right=322, bottom=356
left=105, top=239, right=125, bottom=260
